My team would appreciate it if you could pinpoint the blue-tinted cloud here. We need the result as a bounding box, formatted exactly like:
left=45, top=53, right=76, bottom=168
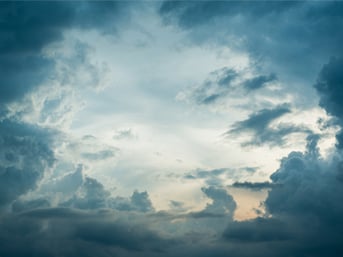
left=0, top=1, right=129, bottom=112
left=0, top=119, right=55, bottom=208
left=1, top=2, right=343, bottom=257
left=314, top=56, right=343, bottom=148
left=231, top=181, right=274, bottom=191
left=181, top=67, right=278, bottom=106
left=227, top=105, right=311, bottom=146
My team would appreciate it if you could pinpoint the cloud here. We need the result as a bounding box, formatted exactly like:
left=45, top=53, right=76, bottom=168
left=0, top=208, right=174, bottom=257
left=81, top=150, right=116, bottom=161
left=184, top=167, right=258, bottom=187
left=113, top=128, right=137, bottom=140
left=223, top=218, right=291, bottom=242
left=0, top=119, right=55, bottom=209
left=201, top=186, right=236, bottom=217
left=231, top=181, right=274, bottom=191
left=2, top=2, right=343, bottom=257
left=243, top=73, right=277, bottom=91
left=219, top=133, right=343, bottom=257
left=227, top=105, right=311, bottom=146
left=159, top=1, right=343, bottom=85
left=110, top=191, right=155, bottom=213
left=179, top=67, right=278, bottom=106
left=314, top=56, right=343, bottom=148
left=12, top=198, right=51, bottom=213
left=59, top=175, right=154, bottom=213
left=0, top=1, right=129, bottom=114
left=160, top=1, right=298, bottom=28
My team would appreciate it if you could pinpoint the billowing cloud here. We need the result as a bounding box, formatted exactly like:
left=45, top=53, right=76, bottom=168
left=1, top=2, right=343, bottom=257
left=0, top=119, right=55, bottom=209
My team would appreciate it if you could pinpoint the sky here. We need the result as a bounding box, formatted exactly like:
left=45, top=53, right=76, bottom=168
left=1, top=1, right=343, bottom=256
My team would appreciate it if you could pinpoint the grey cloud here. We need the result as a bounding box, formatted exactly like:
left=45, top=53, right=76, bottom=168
left=183, top=168, right=228, bottom=186
left=191, top=68, right=237, bottom=105
left=314, top=56, right=343, bottom=148
left=60, top=175, right=154, bottom=213
left=223, top=218, right=291, bottom=242
left=38, top=164, right=84, bottom=203
left=81, top=150, right=116, bottom=161
left=113, top=128, right=137, bottom=140
left=219, top=135, right=343, bottom=257
left=160, top=1, right=298, bottom=28
left=110, top=191, right=155, bottom=213
left=201, top=186, right=236, bottom=217
left=227, top=105, right=311, bottom=146
left=61, top=177, right=111, bottom=210
left=0, top=208, right=173, bottom=257
left=185, top=67, right=277, bottom=106
left=0, top=1, right=129, bottom=112
left=159, top=1, right=343, bottom=85
left=0, top=119, right=55, bottom=208
left=184, top=167, right=259, bottom=186
left=12, top=198, right=51, bottom=213
left=231, top=181, right=274, bottom=191
left=243, top=73, right=277, bottom=90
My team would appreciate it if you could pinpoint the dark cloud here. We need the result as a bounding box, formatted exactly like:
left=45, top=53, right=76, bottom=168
left=227, top=105, right=311, bottom=146
left=61, top=176, right=110, bottom=210
left=2, top=2, right=343, bottom=257
left=160, top=1, right=298, bottom=28
left=314, top=56, right=343, bottom=148
left=60, top=175, right=154, bottom=213
left=243, top=73, right=277, bottom=90
left=42, top=164, right=84, bottom=196
left=219, top=135, right=343, bottom=257
left=110, top=191, right=155, bottom=213
left=12, top=198, right=51, bottom=213
left=0, top=208, right=173, bottom=257
left=231, top=181, right=274, bottom=191
left=0, top=119, right=55, bottom=208
left=184, top=168, right=228, bottom=186
left=190, top=68, right=237, bottom=105
left=159, top=1, right=343, bottom=85
left=223, top=218, right=291, bottom=242
left=0, top=1, right=129, bottom=111
left=201, top=186, right=236, bottom=217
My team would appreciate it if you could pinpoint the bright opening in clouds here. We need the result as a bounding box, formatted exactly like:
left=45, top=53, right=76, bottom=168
left=1, top=1, right=343, bottom=257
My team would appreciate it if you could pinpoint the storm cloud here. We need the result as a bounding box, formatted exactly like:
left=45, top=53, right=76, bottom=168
left=1, top=1, right=343, bottom=257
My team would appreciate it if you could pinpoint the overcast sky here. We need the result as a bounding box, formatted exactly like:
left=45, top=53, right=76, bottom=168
left=1, top=1, right=343, bottom=257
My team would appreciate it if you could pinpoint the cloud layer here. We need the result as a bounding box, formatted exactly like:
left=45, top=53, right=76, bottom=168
left=1, top=1, right=343, bottom=257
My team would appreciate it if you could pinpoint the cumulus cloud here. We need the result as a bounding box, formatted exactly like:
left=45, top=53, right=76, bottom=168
left=2, top=2, right=343, bottom=257
left=0, top=119, right=55, bottom=209
left=56, top=174, right=155, bottom=213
